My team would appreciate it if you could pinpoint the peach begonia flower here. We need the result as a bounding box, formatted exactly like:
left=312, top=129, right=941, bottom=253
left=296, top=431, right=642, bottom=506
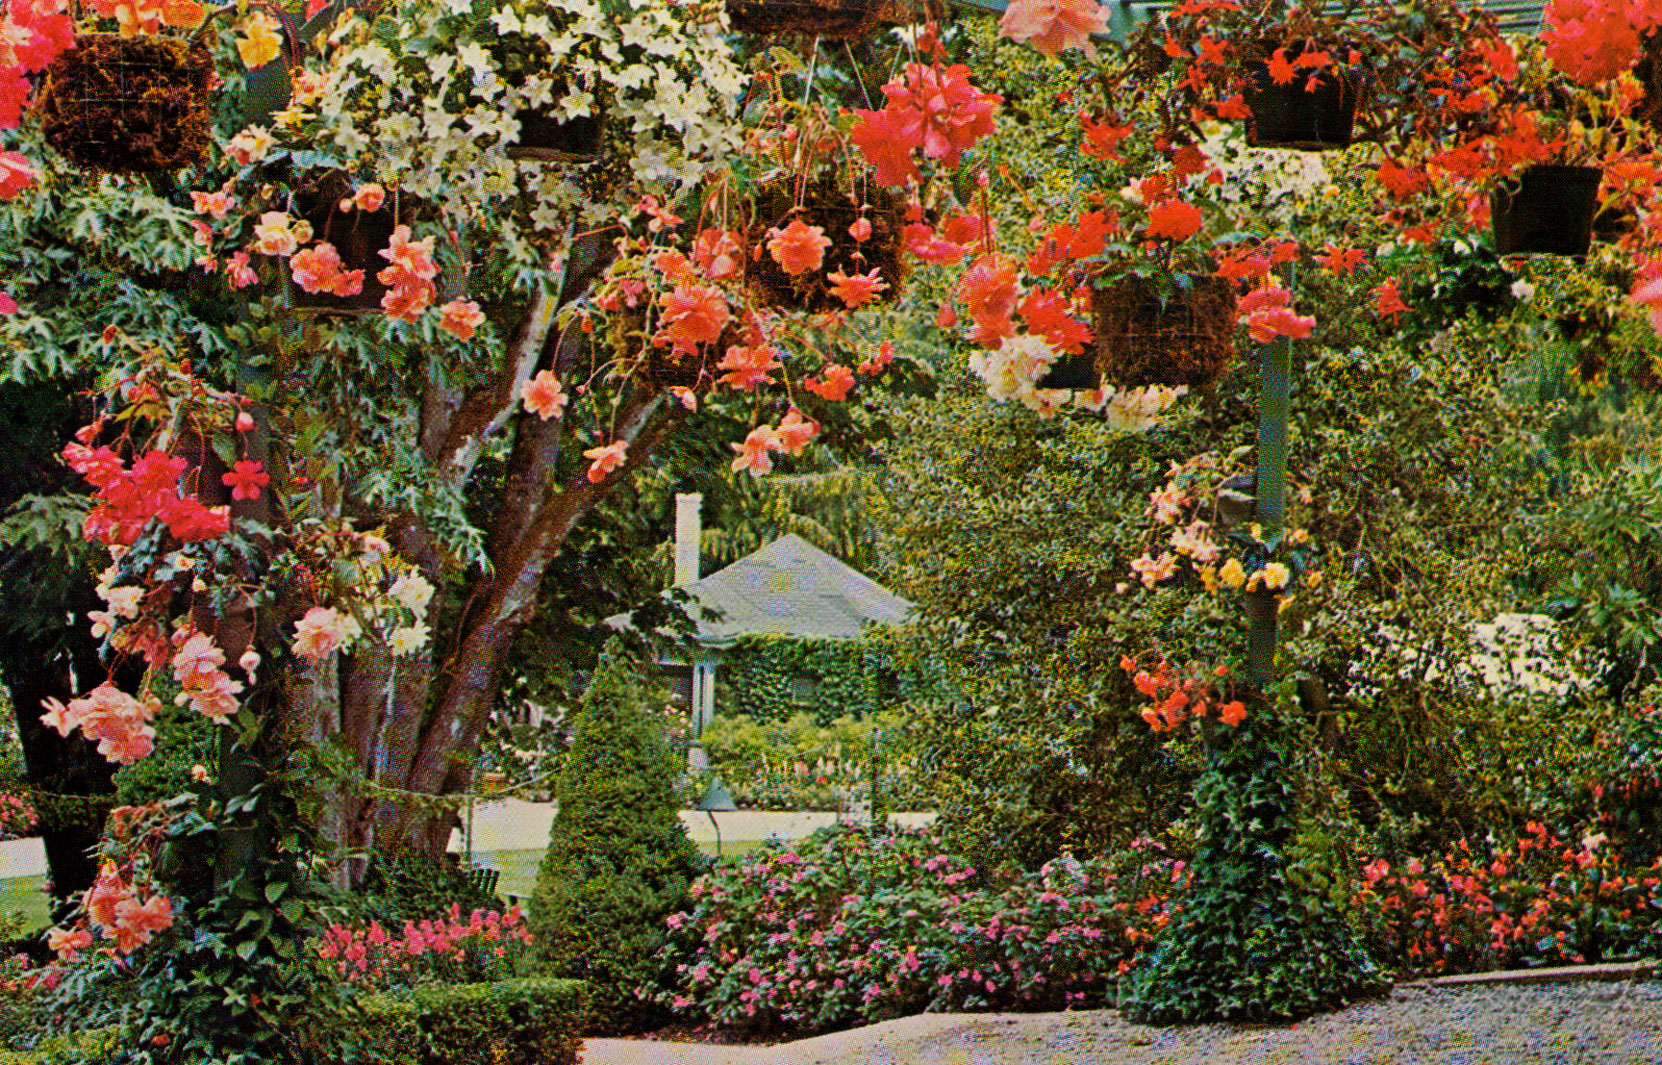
left=1218, top=700, right=1247, bottom=726
left=1130, top=551, right=1178, bottom=589
left=848, top=217, right=872, bottom=242
left=520, top=370, right=567, bottom=421
left=170, top=632, right=225, bottom=690
left=655, top=281, right=729, bottom=356
left=189, top=189, right=234, bottom=219
left=226, top=126, right=272, bottom=166
left=827, top=268, right=889, bottom=309
left=730, top=425, right=779, bottom=477
left=802, top=363, right=855, bottom=401
left=354, top=183, right=385, bottom=212
left=48, top=926, right=92, bottom=963
left=693, top=228, right=744, bottom=280
left=112, top=893, right=172, bottom=953
left=253, top=212, right=298, bottom=257
left=438, top=298, right=485, bottom=341
left=715, top=344, right=781, bottom=392
left=766, top=218, right=832, bottom=276
left=998, top=0, right=1108, bottom=58
left=583, top=439, right=628, bottom=483
left=775, top=408, right=818, bottom=455
left=292, top=606, right=354, bottom=661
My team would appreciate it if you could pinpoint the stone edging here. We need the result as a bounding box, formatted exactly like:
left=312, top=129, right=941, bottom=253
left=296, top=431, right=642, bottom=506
left=1399, top=959, right=1656, bottom=989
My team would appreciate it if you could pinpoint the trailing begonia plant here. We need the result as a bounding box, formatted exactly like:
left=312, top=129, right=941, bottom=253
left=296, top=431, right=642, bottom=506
left=1092, top=0, right=1516, bottom=158
left=299, top=0, right=744, bottom=232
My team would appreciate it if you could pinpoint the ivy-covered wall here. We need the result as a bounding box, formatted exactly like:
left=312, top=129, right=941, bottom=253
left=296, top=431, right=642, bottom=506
left=720, top=635, right=919, bottom=725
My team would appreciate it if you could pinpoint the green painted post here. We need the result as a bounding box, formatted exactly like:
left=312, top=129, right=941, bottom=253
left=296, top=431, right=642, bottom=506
left=1246, top=261, right=1294, bottom=687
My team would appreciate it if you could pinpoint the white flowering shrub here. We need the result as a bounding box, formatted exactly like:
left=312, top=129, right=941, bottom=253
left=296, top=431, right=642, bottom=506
left=1196, top=123, right=1332, bottom=227
left=312, top=0, right=744, bottom=230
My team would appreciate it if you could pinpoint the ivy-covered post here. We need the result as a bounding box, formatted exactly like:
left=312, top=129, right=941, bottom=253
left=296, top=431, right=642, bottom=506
left=1245, top=260, right=1293, bottom=687
left=1119, top=260, right=1385, bottom=1023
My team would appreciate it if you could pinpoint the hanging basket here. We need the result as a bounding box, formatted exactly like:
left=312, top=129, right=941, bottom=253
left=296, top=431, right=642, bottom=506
left=285, top=174, right=428, bottom=315
left=1490, top=164, right=1602, bottom=258
left=505, top=103, right=606, bottom=163
left=725, top=0, right=878, bottom=38
left=1035, top=349, right=1100, bottom=391
left=1241, top=57, right=1363, bottom=151
left=36, top=34, right=214, bottom=175
left=745, top=177, right=906, bottom=314
left=1092, top=274, right=1235, bottom=391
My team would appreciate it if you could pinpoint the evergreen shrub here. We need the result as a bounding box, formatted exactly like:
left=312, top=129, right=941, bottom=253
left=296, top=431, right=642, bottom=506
left=528, top=640, right=705, bottom=1028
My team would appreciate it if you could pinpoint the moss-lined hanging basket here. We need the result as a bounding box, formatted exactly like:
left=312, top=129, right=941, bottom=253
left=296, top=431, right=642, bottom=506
left=725, top=0, right=878, bottom=39
left=36, top=34, right=214, bottom=175
left=286, top=173, right=430, bottom=315
left=745, top=177, right=905, bottom=314
left=1092, top=274, right=1235, bottom=391
left=1035, top=349, right=1100, bottom=391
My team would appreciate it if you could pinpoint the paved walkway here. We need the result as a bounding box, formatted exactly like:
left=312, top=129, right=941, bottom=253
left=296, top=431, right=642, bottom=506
left=0, top=804, right=937, bottom=881
left=583, top=976, right=1662, bottom=1065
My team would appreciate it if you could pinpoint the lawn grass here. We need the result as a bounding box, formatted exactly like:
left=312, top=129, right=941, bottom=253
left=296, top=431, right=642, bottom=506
left=474, top=842, right=767, bottom=900
left=0, top=874, right=50, bottom=929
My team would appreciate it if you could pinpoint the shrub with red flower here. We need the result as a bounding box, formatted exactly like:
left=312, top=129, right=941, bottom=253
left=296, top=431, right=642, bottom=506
left=318, top=903, right=533, bottom=992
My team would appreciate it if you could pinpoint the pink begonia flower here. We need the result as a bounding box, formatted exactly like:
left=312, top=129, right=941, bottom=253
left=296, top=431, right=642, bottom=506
left=290, top=242, right=348, bottom=295
left=583, top=439, right=628, bottom=483
left=1631, top=274, right=1662, bottom=337
left=0, top=151, right=37, bottom=200
left=766, top=218, right=832, bottom=276
left=520, top=370, right=567, bottom=421
left=0, top=294, right=16, bottom=315
left=227, top=251, right=258, bottom=289
left=189, top=189, right=234, bottom=218
left=998, top=0, right=1108, bottom=58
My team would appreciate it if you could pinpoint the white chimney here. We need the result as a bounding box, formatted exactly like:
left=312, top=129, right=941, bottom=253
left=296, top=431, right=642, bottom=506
left=673, top=492, right=702, bottom=587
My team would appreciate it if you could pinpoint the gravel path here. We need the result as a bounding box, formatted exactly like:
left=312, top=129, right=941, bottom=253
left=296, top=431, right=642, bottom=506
left=584, top=978, right=1662, bottom=1065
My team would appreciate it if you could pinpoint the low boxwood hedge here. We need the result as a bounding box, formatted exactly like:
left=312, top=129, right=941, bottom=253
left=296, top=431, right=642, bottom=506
left=0, top=978, right=591, bottom=1065
left=363, top=977, right=592, bottom=1065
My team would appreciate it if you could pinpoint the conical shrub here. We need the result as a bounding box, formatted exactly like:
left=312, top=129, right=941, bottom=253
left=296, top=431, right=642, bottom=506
left=528, top=639, right=705, bottom=1028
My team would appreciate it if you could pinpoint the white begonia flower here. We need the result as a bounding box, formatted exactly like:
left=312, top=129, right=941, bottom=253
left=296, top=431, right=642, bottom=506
left=490, top=7, right=522, bottom=32
left=1511, top=279, right=1536, bottom=301
left=456, top=41, right=492, bottom=75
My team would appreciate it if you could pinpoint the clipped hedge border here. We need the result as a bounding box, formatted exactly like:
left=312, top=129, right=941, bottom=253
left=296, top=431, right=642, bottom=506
left=0, top=978, right=591, bottom=1065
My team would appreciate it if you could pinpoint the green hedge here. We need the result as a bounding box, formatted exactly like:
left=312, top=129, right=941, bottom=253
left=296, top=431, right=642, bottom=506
left=363, top=978, right=591, bottom=1065
left=0, top=979, right=590, bottom=1065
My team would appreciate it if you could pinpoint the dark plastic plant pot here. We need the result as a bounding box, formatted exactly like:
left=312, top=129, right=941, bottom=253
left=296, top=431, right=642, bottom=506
left=37, top=34, right=214, bottom=174
left=1241, top=59, right=1362, bottom=151
left=726, top=0, right=878, bottom=38
left=1035, top=349, right=1101, bottom=391
left=1491, top=164, right=1602, bottom=257
left=506, top=106, right=605, bottom=163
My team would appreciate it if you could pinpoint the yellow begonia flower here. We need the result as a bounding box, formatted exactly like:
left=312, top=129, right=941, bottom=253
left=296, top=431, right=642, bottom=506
left=1218, top=558, right=1246, bottom=590
left=237, top=13, right=284, bottom=70
left=1304, top=570, right=1322, bottom=589
left=1262, top=562, right=1291, bottom=591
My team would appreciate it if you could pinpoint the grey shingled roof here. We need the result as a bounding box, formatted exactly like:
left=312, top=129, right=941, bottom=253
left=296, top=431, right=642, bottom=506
left=608, top=534, right=913, bottom=646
